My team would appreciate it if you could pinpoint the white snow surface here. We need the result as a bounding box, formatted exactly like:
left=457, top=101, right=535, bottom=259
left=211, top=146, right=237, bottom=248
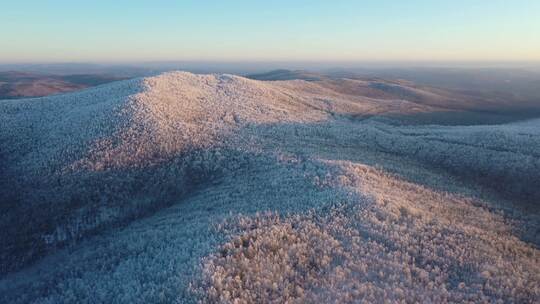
left=0, top=71, right=539, bottom=303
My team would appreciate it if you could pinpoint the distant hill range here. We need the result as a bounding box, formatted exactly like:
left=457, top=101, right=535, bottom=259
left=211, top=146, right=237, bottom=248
left=247, top=68, right=540, bottom=101
left=246, top=69, right=326, bottom=81
left=0, top=71, right=125, bottom=99
left=246, top=69, right=540, bottom=122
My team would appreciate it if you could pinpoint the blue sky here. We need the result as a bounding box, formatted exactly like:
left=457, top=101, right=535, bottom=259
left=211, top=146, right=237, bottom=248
left=1, top=0, right=539, bottom=63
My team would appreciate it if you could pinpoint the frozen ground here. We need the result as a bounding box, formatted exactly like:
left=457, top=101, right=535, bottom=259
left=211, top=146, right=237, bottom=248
left=0, top=72, right=539, bottom=303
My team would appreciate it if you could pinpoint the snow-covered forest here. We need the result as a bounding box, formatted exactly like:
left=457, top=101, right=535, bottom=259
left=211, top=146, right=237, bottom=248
left=1, top=72, right=538, bottom=303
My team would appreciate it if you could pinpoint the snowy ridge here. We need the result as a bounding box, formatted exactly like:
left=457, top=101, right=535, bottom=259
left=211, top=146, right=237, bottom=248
left=0, top=71, right=539, bottom=303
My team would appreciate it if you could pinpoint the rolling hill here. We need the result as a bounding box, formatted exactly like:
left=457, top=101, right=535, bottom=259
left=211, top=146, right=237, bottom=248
left=0, top=71, right=539, bottom=303
left=248, top=69, right=540, bottom=121
left=0, top=71, right=125, bottom=99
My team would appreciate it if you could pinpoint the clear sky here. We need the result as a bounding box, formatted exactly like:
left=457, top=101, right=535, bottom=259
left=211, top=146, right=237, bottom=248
left=1, top=0, right=539, bottom=63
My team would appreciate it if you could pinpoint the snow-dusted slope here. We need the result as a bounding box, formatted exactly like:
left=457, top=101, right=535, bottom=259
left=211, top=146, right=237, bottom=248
left=0, top=72, right=538, bottom=303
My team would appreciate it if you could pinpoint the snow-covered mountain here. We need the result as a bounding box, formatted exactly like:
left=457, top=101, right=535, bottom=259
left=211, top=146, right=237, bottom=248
left=1, top=72, right=539, bottom=303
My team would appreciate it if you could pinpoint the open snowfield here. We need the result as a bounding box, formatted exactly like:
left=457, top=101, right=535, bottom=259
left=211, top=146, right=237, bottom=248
left=1, top=72, right=539, bottom=303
